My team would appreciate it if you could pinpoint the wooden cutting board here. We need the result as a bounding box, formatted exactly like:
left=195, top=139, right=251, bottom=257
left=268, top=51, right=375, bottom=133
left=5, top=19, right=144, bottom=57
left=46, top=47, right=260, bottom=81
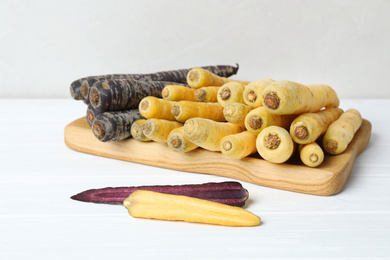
left=64, top=117, right=371, bottom=196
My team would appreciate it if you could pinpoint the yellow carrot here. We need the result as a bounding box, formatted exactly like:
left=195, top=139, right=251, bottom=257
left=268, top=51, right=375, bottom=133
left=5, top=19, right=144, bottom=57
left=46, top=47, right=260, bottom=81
left=217, top=82, right=246, bottom=107
left=183, top=118, right=243, bottom=151
left=262, top=81, right=340, bottom=115
left=220, top=131, right=258, bottom=159
left=123, top=190, right=261, bottom=227
left=299, top=142, right=324, bottom=168
left=171, top=101, right=225, bottom=123
left=130, top=119, right=151, bottom=141
left=256, top=126, right=295, bottom=164
left=290, top=108, right=343, bottom=144
left=195, top=86, right=220, bottom=102
left=138, top=96, right=176, bottom=120
left=244, top=107, right=296, bottom=135
left=223, top=103, right=252, bottom=129
left=161, top=85, right=197, bottom=101
left=243, top=79, right=275, bottom=108
left=142, top=119, right=183, bottom=142
left=323, top=108, right=362, bottom=155
left=187, top=68, right=250, bottom=89
left=167, top=126, right=199, bottom=153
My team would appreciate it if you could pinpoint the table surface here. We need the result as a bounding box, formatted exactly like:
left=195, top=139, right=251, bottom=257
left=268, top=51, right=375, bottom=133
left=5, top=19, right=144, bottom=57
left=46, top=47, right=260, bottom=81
left=1, top=98, right=389, bottom=260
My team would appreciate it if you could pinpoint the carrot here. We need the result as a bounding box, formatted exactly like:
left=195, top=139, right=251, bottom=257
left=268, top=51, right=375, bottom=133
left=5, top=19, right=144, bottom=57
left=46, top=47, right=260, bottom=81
left=167, top=126, right=199, bottom=153
left=217, top=82, right=246, bottom=107
left=161, top=85, right=197, bottom=101
left=290, top=108, right=344, bottom=144
left=256, top=126, right=295, bottom=164
left=243, top=79, right=275, bottom=108
left=323, top=108, right=362, bottom=155
left=92, top=109, right=144, bottom=142
left=299, top=142, right=324, bottom=168
left=244, top=107, right=296, bottom=135
left=262, top=81, right=340, bottom=115
left=195, top=87, right=220, bottom=102
left=171, top=101, right=225, bottom=123
left=220, top=131, right=258, bottom=159
left=187, top=68, right=250, bottom=89
left=183, top=118, right=243, bottom=151
left=223, top=103, right=252, bottom=129
left=142, top=119, right=183, bottom=142
left=138, top=96, right=176, bottom=121
left=130, top=119, right=151, bottom=141
left=86, top=104, right=99, bottom=127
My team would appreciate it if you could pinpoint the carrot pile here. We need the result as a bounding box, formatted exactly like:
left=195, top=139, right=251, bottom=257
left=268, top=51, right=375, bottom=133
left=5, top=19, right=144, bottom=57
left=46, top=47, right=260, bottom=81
left=70, top=65, right=363, bottom=168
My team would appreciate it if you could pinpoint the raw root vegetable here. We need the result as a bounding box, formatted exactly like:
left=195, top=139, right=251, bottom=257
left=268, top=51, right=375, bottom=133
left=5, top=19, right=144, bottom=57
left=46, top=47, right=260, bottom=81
left=223, top=103, right=252, bottom=129
left=217, top=82, right=246, bottom=107
left=70, top=64, right=240, bottom=101
left=171, top=101, right=225, bottom=123
left=195, top=87, right=220, bottom=102
left=86, top=104, right=99, bottom=127
left=183, top=118, right=242, bottom=151
left=220, top=131, right=258, bottom=159
left=290, top=108, right=344, bottom=145
left=243, top=79, right=275, bottom=108
left=92, top=109, right=144, bottom=142
left=130, top=119, right=151, bottom=142
left=323, top=108, right=363, bottom=155
left=167, top=127, right=199, bottom=153
left=142, top=119, right=183, bottom=142
left=299, top=142, right=324, bottom=168
left=71, top=181, right=249, bottom=207
left=162, top=85, right=197, bottom=101
left=187, top=67, right=250, bottom=89
left=262, top=81, right=340, bottom=115
left=138, top=96, right=176, bottom=121
left=244, top=107, right=296, bottom=135
left=256, top=126, right=295, bottom=164
left=123, top=190, right=261, bottom=227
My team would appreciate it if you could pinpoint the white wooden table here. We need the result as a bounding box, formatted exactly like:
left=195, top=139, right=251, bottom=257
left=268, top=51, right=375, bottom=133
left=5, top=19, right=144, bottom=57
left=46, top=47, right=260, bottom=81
left=1, top=99, right=389, bottom=259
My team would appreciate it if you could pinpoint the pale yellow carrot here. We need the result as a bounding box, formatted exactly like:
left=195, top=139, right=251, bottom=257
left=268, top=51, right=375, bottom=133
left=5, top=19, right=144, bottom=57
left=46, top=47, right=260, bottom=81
left=243, top=79, right=275, bottom=108
left=167, top=126, right=199, bottom=153
left=183, top=118, right=243, bottom=151
left=256, top=126, right=295, bottom=164
left=223, top=103, right=252, bottom=129
left=244, top=107, right=296, bottom=135
left=290, top=108, right=344, bottom=144
left=195, top=86, right=220, bottom=102
left=161, top=85, right=197, bottom=101
left=138, top=96, right=176, bottom=120
left=217, top=82, right=246, bottom=107
left=171, top=101, right=225, bottom=123
left=299, top=142, right=324, bottom=168
left=187, top=68, right=250, bottom=89
left=130, top=119, right=151, bottom=141
left=220, top=131, right=258, bottom=159
left=323, top=108, right=362, bottom=155
left=142, top=119, right=183, bottom=142
left=262, top=81, right=340, bottom=115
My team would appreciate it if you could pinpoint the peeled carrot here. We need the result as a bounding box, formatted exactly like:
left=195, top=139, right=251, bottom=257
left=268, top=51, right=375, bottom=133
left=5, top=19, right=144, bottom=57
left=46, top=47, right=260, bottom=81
left=220, top=131, right=258, bottom=159
left=217, top=82, right=246, bottom=107
left=223, top=103, right=252, bottom=129
left=195, top=87, right=220, bottom=102
left=183, top=118, right=243, bottom=151
left=323, top=108, right=362, bottom=155
left=290, top=108, right=344, bottom=144
left=243, top=79, right=275, bottom=108
left=299, top=142, right=324, bottom=168
left=138, top=96, right=177, bottom=121
left=162, top=85, right=197, bottom=101
left=244, top=107, right=296, bottom=135
left=167, top=126, right=199, bottom=153
left=130, top=119, right=152, bottom=141
left=171, top=101, right=225, bottom=123
left=256, top=126, right=295, bottom=164
left=262, top=81, right=340, bottom=115
left=187, top=68, right=250, bottom=89
left=142, top=119, right=183, bottom=142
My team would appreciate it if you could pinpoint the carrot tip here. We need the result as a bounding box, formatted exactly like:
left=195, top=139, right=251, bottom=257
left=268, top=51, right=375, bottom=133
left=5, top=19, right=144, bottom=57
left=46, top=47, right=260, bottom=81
left=263, top=92, right=280, bottom=109
left=264, top=133, right=280, bottom=150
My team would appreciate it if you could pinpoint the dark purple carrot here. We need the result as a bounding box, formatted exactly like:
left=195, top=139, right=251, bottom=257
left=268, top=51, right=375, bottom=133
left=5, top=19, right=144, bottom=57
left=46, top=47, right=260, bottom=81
left=70, top=64, right=239, bottom=101
left=92, top=109, right=144, bottom=142
left=86, top=104, right=99, bottom=127
left=70, top=181, right=249, bottom=207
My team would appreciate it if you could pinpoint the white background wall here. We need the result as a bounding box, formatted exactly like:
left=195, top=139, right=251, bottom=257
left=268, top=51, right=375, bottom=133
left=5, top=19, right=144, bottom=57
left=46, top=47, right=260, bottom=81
left=1, top=0, right=389, bottom=99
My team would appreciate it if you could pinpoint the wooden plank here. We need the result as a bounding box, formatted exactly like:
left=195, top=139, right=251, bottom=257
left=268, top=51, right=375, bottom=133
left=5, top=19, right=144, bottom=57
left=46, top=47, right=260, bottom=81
left=64, top=117, right=371, bottom=196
